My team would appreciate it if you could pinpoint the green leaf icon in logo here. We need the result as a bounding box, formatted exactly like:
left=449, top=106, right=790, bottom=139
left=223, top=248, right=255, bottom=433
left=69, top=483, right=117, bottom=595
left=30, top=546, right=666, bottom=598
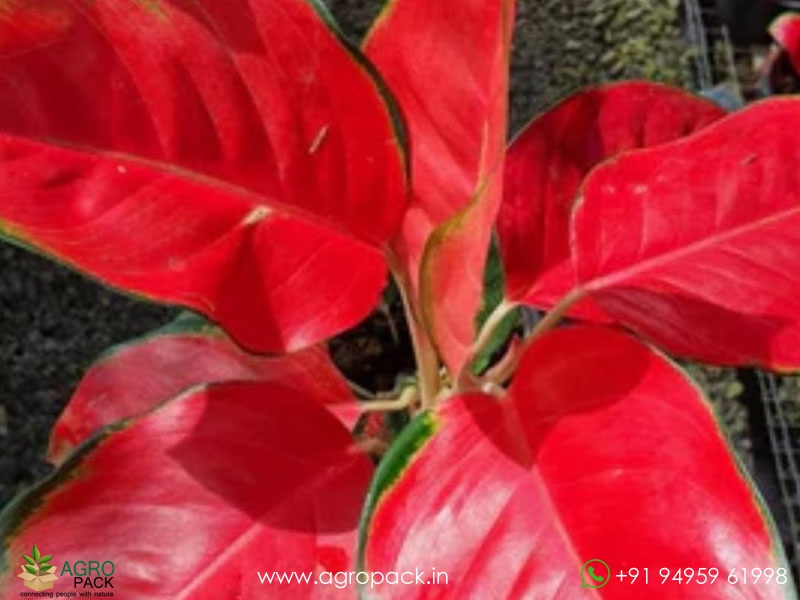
left=18, top=544, right=58, bottom=592
left=21, top=544, right=54, bottom=576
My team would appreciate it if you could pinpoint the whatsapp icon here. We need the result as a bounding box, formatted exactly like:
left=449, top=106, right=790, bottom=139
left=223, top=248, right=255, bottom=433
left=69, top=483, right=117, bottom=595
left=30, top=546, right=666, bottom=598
left=580, top=559, right=610, bottom=589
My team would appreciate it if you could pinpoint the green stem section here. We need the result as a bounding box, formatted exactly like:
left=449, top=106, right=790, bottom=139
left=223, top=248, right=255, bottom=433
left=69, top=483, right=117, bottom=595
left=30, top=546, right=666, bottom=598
left=404, top=297, right=440, bottom=410
left=467, top=299, right=516, bottom=370
left=386, top=252, right=441, bottom=410
left=528, top=288, right=584, bottom=341
left=359, top=387, right=419, bottom=413
left=486, top=287, right=585, bottom=385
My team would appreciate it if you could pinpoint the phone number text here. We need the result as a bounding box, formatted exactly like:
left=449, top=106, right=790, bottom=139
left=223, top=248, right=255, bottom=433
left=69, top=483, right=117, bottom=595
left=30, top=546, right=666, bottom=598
left=615, top=567, right=790, bottom=585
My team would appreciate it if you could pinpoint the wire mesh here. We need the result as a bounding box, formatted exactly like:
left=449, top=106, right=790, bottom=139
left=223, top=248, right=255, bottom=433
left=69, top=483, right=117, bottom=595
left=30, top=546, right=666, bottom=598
left=683, top=0, right=745, bottom=99
left=759, top=373, right=800, bottom=580
left=683, top=0, right=714, bottom=88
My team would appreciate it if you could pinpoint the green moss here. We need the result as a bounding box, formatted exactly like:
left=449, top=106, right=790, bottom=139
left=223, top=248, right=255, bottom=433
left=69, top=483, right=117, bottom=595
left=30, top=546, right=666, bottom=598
left=510, top=0, right=692, bottom=131
left=682, top=364, right=753, bottom=470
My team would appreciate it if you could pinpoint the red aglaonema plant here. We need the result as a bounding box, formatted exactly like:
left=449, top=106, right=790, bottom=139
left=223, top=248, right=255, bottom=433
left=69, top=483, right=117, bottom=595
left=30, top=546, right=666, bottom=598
left=0, top=1, right=798, bottom=598
left=771, top=12, right=800, bottom=75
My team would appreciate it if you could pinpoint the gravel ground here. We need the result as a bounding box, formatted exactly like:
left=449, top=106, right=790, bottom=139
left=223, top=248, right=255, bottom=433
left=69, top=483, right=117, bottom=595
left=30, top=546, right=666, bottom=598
left=0, top=0, right=797, bottom=572
left=0, top=244, right=173, bottom=505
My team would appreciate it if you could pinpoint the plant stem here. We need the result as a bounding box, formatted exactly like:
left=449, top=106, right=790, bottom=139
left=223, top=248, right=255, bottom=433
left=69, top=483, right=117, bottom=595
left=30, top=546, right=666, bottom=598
left=528, top=288, right=584, bottom=341
left=481, top=339, right=521, bottom=387
left=467, top=299, right=516, bottom=371
left=485, top=287, right=585, bottom=385
left=359, top=386, right=419, bottom=413
left=385, top=251, right=441, bottom=410
left=403, top=295, right=440, bottom=410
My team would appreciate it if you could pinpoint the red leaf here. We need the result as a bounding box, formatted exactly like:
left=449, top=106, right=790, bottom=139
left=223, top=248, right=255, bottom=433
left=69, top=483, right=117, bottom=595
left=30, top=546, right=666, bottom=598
left=419, top=191, right=506, bottom=375
left=362, top=326, right=792, bottom=598
left=365, top=0, right=516, bottom=374
left=498, top=82, right=724, bottom=320
left=0, top=0, right=408, bottom=353
left=48, top=318, right=360, bottom=465
left=2, top=381, right=373, bottom=599
left=0, top=1, right=72, bottom=54
left=574, top=98, right=800, bottom=370
left=770, top=12, right=800, bottom=74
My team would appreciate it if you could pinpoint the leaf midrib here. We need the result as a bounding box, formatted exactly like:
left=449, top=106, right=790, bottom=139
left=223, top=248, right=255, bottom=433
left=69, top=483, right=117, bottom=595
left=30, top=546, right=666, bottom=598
left=6, top=131, right=369, bottom=245
left=580, top=203, right=800, bottom=292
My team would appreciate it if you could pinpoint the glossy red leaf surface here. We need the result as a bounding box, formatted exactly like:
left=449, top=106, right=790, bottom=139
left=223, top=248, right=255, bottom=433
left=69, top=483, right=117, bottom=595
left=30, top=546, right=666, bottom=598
left=498, top=82, right=724, bottom=319
left=48, top=318, right=359, bottom=465
left=361, top=326, right=792, bottom=598
left=364, top=0, right=515, bottom=375
left=1, top=381, right=373, bottom=599
left=0, top=0, right=408, bottom=353
left=770, top=13, right=800, bottom=74
left=0, top=1, right=72, bottom=54
left=574, top=98, right=800, bottom=370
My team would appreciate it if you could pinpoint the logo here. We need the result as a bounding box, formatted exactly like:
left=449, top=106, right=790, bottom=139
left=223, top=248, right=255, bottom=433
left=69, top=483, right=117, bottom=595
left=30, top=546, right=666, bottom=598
left=18, top=544, right=58, bottom=591
left=580, top=558, right=610, bottom=589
